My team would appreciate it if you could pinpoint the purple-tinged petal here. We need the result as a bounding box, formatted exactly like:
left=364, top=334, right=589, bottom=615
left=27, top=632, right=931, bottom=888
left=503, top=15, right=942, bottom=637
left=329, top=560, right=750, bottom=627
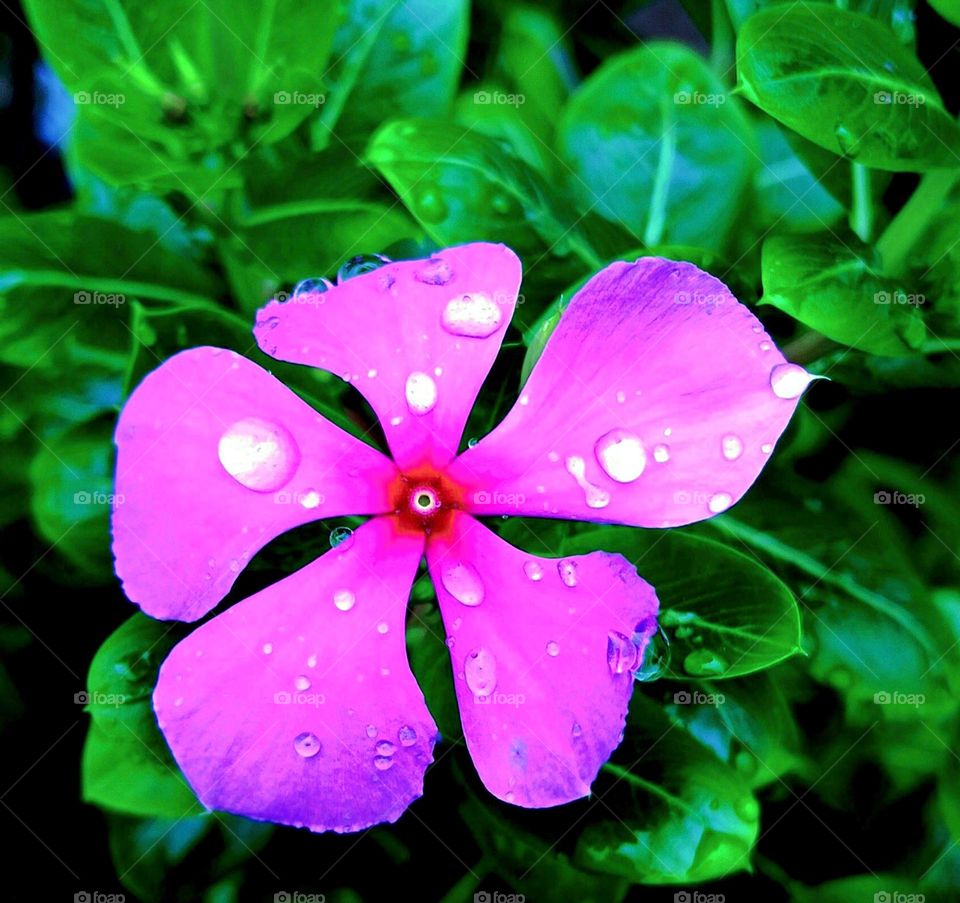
left=253, top=243, right=522, bottom=469
left=153, top=516, right=435, bottom=833
left=427, top=512, right=658, bottom=807
left=449, top=258, right=812, bottom=527
left=113, top=348, right=397, bottom=622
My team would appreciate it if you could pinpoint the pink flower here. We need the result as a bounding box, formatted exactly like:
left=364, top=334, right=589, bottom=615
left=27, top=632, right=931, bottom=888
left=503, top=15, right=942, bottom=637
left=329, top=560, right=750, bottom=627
left=111, top=243, right=810, bottom=833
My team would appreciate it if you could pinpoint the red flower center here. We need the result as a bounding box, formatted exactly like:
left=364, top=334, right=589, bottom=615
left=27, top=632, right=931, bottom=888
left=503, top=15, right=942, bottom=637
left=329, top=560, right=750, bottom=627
left=388, top=465, right=465, bottom=538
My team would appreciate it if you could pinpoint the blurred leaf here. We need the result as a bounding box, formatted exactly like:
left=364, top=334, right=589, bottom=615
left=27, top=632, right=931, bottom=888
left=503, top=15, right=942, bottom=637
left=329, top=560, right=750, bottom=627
left=726, top=0, right=917, bottom=44
left=576, top=694, right=759, bottom=884
left=562, top=526, right=803, bottom=679
left=930, top=0, right=960, bottom=25
left=556, top=42, right=755, bottom=251
left=761, top=233, right=927, bottom=355
left=407, top=600, right=462, bottom=742
left=737, top=3, right=960, bottom=170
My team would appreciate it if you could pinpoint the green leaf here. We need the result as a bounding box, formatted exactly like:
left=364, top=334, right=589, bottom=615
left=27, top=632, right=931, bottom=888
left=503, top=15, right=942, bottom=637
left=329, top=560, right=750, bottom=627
left=930, top=0, right=960, bottom=26
left=407, top=594, right=462, bottom=742
left=737, top=3, right=960, bottom=171
left=576, top=694, right=759, bottom=884
left=366, top=118, right=602, bottom=272
left=25, top=0, right=341, bottom=182
left=556, top=42, right=755, bottom=251
left=561, top=526, right=803, bottom=679
left=760, top=233, right=927, bottom=355
left=82, top=614, right=197, bottom=818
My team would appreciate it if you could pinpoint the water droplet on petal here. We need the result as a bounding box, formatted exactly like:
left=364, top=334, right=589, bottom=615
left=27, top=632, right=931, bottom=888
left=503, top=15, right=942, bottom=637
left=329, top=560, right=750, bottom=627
left=761, top=443, right=773, bottom=454
left=557, top=559, right=578, bottom=587
left=262, top=643, right=273, bottom=655
left=398, top=725, right=417, bottom=746
left=721, top=434, right=743, bottom=461
left=293, top=277, right=333, bottom=300
left=376, top=621, right=389, bottom=634
left=374, top=755, right=394, bottom=771
left=770, top=363, right=813, bottom=399
left=464, top=648, right=497, bottom=698
left=294, top=731, right=321, bottom=758
left=415, top=258, right=453, bottom=285
left=595, top=429, right=646, bottom=483
left=376, top=740, right=396, bottom=756
left=546, top=641, right=560, bottom=657
left=441, top=293, right=504, bottom=338
left=572, top=722, right=582, bottom=738
left=218, top=418, right=300, bottom=492
left=708, top=492, right=733, bottom=514
left=565, top=455, right=610, bottom=508
left=634, top=624, right=671, bottom=682
left=523, top=561, right=543, bottom=582
left=405, top=371, right=438, bottom=415
left=294, top=675, right=311, bottom=691
left=330, top=526, right=354, bottom=549
left=307, top=654, right=318, bottom=668
left=333, top=588, right=356, bottom=611
left=441, top=561, right=484, bottom=606
left=300, top=489, right=322, bottom=509
left=607, top=631, right=639, bottom=674
left=684, top=649, right=728, bottom=676
left=336, top=254, right=390, bottom=282
left=365, top=724, right=378, bottom=738
left=653, top=444, right=671, bottom=463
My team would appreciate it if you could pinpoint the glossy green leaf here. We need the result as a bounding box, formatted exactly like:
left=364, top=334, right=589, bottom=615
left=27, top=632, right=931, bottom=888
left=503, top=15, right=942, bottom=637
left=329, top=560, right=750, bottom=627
left=761, top=233, right=927, bottom=355
left=557, top=42, right=755, bottom=251
left=737, top=3, right=960, bottom=170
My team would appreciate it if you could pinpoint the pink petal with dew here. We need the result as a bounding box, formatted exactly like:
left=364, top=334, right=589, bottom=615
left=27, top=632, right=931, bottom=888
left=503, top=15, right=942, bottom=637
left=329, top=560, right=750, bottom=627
left=427, top=512, right=658, bottom=807
left=449, top=258, right=813, bottom=527
left=253, top=243, right=522, bottom=469
left=113, top=347, right=396, bottom=622
left=153, top=517, right=435, bottom=833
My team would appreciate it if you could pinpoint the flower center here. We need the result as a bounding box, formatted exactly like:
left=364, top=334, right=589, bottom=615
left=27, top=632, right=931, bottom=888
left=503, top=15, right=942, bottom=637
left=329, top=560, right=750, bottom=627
left=388, top=466, right=464, bottom=538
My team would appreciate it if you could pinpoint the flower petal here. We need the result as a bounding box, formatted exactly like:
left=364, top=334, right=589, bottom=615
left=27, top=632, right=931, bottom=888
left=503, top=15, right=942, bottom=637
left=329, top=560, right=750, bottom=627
left=113, top=348, right=396, bottom=622
left=449, top=257, right=811, bottom=526
left=253, top=243, right=522, bottom=469
left=427, top=512, right=658, bottom=807
left=153, top=516, right=435, bottom=833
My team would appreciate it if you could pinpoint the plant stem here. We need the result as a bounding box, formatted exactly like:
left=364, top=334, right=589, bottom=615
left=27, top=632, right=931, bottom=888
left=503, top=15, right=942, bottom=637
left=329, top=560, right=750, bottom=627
left=850, top=162, right=872, bottom=242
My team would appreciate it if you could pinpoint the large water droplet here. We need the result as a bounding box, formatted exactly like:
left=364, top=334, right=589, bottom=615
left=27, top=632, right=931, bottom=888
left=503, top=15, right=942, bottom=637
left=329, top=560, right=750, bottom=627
left=684, top=649, right=728, bottom=676
left=398, top=725, right=417, bottom=746
left=770, top=363, right=813, bottom=399
left=565, top=455, right=610, bottom=508
left=464, top=648, right=497, bottom=697
left=557, top=559, right=578, bottom=587
left=415, top=258, right=453, bottom=285
left=405, top=371, right=438, bottom=415
left=523, top=561, right=543, bottom=582
left=218, top=418, right=299, bottom=492
left=721, top=434, right=743, bottom=461
left=293, top=277, right=333, bottom=299
left=441, top=293, right=503, bottom=338
left=708, top=492, right=733, bottom=514
left=294, top=731, right=321, bottom=758
left=441, top=561, right=484, bottom=606
left=337, top=254, right=390, bottom=282
left=634, top=624, right=671, bottom=682
left=607, top=631, right=639, bottom=674
left=595, top=429, right=646, bottom=483
left=329, top=526, right=355, bottom=550
left=333, top=588, right=356, bottom=611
